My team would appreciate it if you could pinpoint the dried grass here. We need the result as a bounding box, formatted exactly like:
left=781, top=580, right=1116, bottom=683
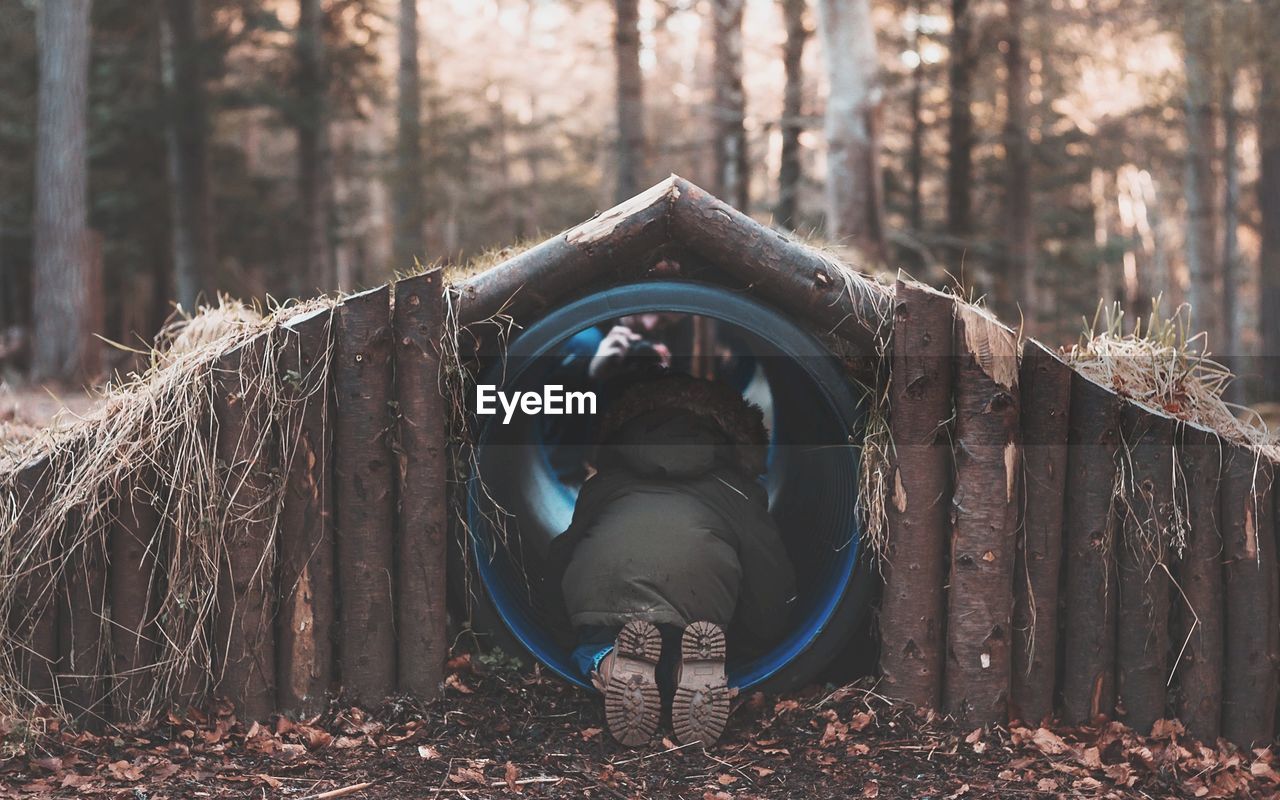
left=1069, top=299, right=1272, bottom=450
left=0, top=296, right=336, bottom=727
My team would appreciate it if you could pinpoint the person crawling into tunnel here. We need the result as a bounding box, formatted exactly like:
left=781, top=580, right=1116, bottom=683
left=546, top=372, right=797, bottom=747
left=543, top=313, right=761, bottom=485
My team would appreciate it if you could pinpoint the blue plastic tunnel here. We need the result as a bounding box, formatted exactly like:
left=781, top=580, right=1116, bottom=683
left=464, top=281, right=870, bottom=691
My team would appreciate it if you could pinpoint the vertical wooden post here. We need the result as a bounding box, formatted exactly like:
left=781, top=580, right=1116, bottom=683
left=9, top=462, right=58, bottom=699
left=110, top=472, right=161, bottom=722
left=57, top=508, right=107, bottom=728
left=212, top=337, right=278, bottom=719
left=943, top=305, right=1020, bottom=725
left=1221, top=445, right=1278, bottom=746
left=1060, top=372, right=1122, bottom=725
left=1115, top=404, right=1175, bottom=734
left=393, top=272, right=449, bottom=699
left=333, top=286, right=397, bottom=706
left=879, top=281, right=953, bottom=710
left=1175, top=423, right=1223, bottom=741
left=276, top=307, right=337, bottom=715
left=1011, top=341, right=1071, bottom=725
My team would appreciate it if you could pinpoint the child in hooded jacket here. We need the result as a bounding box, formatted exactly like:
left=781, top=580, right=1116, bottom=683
left=548, top=373, right=796, bottom=747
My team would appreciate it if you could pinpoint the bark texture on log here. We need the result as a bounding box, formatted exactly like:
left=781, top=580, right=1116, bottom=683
left=1011, top=341, right=1071, bottom=725
left=212, top=339, right=278, bottom=719
left=1221, top=447, right=1278, bottom=746
left=1115, top=404, right=1176, bottom=734
left=669, top=177, right=892, bottom=357
left=110, top=473, right=161, bottom=722
left=943, top=305, right=1020, bottom=725
left=454, top=179, right=674, bottom=326
left=456, top=177, right=895, bottom=361
left=57, top=511, right=107, bottom=728
left=393, top=272, right=449, bottom=698
left=1060, top=373, right=1122, bottom=725
left=333, top=286, right=397, bottom=706
left=1174, top=424, right=1223, bottom=741
left=879, top=281, right=953, bottom=710
left=276, top=308, right=336, bottom=715
left=9, top=463, right=58, bottom=698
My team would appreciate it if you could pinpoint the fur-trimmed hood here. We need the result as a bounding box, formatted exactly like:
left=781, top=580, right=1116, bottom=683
left=596, top=373, right=769, bottom=476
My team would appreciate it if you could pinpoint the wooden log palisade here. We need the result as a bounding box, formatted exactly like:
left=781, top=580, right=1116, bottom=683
left=1, top=176, right=1279, bottom=747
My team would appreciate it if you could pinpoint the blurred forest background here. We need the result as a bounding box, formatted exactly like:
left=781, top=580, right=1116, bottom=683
left=1, top=0, right=1277, bottom=405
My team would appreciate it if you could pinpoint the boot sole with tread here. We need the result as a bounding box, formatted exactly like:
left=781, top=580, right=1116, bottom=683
left=672, top=621, right=730, bottom=747
left=603, top=620, right=662, bottom=747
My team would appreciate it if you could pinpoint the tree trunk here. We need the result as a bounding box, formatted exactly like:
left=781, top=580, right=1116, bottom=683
left=775, top=0, right=808, bottom=229
left=1114, top=405, right=1175, bottom=735
left=907, top=0, right=925, bottom=232
left=1222, top=63, right=1243, bottom=404
left=614, top=0, right=646, bottom=203
left=814, top=0, right=885, bottom=259
left=1002, top=0, right=1033, bottom=325
left=110, top=473, right=162, bottom=722
left=1220, top=446, right=1278, bottom=746
left=1011, top=341, right=1071, bottom=725
left=711, top=0, right=748, bottom=211
left=393, top=271, right=449, bottom=698
left=879, top=282, right=954, bottom=711
left=943, top=306, right=1020, bottom=725
left=1182, top=0, right=1223, bottom=353
left=393, top=0, right=426, bottom=268
left=1261, top=0, right=1280, bottom=401
left=297, top=0, right=336, bottom=293
left=1175, top=424, right=1223, bottom=742
left=32, top=0, right=94, bottom=382
left=946, top=0, right=974, bottom=248
left=212, top=339, right=279, bottom=720
left=276, top=308, right=336, bottom=716
left=1059, top=373, right=1121, bottom=725
left=333, top=286, right=396, bottom=707
left=160, top=0, right=214, bottom=312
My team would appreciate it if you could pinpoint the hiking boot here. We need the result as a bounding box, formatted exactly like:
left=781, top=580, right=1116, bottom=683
left=672, top=621, right=730, bottom=746
left=601, top=619, right=662, bottom=747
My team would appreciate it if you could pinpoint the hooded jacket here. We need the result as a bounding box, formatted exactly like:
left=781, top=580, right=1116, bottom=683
left=547, top=375, right=797, bottom=650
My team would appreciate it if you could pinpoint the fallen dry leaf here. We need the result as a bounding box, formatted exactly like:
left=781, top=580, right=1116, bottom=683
left=105, top=759, right=143, bottom=783
left=1030, top=727, right=1071, bottom=756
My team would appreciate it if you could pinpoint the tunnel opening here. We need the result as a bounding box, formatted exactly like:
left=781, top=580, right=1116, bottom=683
left=463, top=281, right=872, bottom=691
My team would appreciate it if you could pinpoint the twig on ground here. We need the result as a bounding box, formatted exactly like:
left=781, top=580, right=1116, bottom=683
left=298, top=781, right=377, bottom=800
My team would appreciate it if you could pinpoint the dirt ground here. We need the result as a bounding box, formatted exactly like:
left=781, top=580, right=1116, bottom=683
left=0, top=381, right=99, bottom=445
left=2, top=654, right=1276, bottom=799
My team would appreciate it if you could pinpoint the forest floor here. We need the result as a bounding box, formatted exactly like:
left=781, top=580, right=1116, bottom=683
left=2, top=653, right=1276, bottom=799
left=0, top=380, right=98, bottom=444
